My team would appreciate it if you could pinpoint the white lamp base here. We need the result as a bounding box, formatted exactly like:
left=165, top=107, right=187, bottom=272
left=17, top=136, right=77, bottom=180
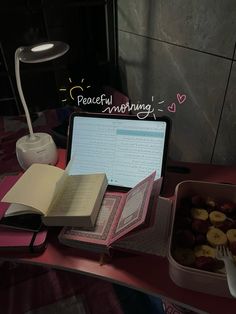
left=16, top=132, right=58, bottom=170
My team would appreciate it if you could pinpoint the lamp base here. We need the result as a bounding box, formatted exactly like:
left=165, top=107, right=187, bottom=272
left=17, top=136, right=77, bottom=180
left=16, top=132, right=58, bottom=170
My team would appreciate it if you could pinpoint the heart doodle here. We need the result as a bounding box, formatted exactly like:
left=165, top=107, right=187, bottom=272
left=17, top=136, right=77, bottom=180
left=168, top=103, right=176, bottom=113
left=177, top=93, right=186, bottom=104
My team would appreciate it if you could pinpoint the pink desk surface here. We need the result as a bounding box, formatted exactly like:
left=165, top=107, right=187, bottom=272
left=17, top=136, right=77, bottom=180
left=1, top=149, right=236, bottom=313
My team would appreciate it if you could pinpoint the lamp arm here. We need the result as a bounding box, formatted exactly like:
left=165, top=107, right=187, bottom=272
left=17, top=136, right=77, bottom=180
left=15, top=48, right=35, bottom=139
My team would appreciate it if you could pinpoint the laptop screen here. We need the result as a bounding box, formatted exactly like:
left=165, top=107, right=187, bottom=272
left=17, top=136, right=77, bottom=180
left=67, top=113, right=170, bottom=189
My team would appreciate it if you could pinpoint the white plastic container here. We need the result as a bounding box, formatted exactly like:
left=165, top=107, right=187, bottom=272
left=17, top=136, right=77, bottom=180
left=167, top=180, right=236, bottom=298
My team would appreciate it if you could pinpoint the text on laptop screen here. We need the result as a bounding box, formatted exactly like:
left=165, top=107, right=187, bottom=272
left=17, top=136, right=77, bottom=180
left=69, top=116, right=168, bottom=188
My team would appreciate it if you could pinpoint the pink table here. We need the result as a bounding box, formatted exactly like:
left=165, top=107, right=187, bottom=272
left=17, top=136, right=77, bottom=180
left=1, top=149, right=236, bottom=313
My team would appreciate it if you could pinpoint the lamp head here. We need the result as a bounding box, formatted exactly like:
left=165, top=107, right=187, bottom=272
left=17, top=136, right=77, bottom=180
left=16, top=41, right=69, bottom=63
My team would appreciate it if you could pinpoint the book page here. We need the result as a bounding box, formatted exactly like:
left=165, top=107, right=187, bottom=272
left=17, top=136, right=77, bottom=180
left=59, top=192, right=125, bottom=245
left=47, top=173, right=106, bottom=217
left=2, top=164, right=64, bottom=215
left=4, top=203, right=42, bottom=216
left=4, top=160, right=75, bottom=217
left=109, top=171, right=156, bottom=244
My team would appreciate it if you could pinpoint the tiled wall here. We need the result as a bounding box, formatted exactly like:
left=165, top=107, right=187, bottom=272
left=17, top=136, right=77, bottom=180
left=117, top=0, right=236, bottom=165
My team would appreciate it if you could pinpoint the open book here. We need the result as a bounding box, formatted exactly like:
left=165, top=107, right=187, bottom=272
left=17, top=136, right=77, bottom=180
left=1, top=163, right=108, bottom=229
left=58, top=172, right=162, bottom=254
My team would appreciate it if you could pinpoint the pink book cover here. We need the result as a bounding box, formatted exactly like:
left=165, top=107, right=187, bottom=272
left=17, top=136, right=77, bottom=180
left=59, top=172, right=160, bottom=251
left=0, top=175, right=47, bottom=252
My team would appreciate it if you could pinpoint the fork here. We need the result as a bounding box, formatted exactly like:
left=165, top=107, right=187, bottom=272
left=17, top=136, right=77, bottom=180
left=216, top=245, right=236, bottom=298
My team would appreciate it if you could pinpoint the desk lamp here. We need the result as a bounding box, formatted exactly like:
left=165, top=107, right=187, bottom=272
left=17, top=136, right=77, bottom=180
left=15, top=41, right=69, bottom=170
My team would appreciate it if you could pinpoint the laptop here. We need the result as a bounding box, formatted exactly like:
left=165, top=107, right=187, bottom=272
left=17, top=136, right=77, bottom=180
left=66, top=112, right=171, bottom=191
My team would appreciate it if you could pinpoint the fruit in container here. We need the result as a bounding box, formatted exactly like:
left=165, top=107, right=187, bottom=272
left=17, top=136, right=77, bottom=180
left=175, top=229, right=195, bottom=248
left=214, top=259, right=225, bottom=271
left=174, top=216, right=192, bottom=229
left=229, top=212, right=236, bottom=220
left=209, top=211, right=226, bottom=226
left=205, top=196, right=217, bottom=210
left=177, top=198, right=192, bottom=216
left=218, top=201, right=236, bottom=214
left=206, top=228, right=227, bottom=247
left=195, top=234, right=206, bottom=245
left=194, top=256, right=216, bottom=271
left=192, top=219, right=209, bottom=234
left=172, top=193, right=236, bottom=273
left=216, top=219, right=233, bottom=233
left=191, top=208, right=208, bottom=221
left=191, top=195, right=205, bottom=207
left=194, top=244, right=216, bottom=258
left=230, top=220, right=236, bottom=229
left=173, top=247, right=195, bottom=266
left=226, top=229, right=236, bottom=243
